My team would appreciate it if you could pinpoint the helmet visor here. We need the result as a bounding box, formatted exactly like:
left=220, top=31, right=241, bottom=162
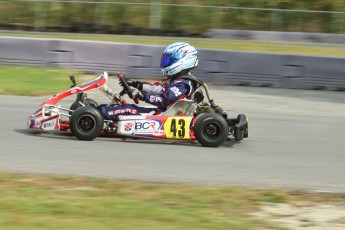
left=160, top=53, right=174, bottom=68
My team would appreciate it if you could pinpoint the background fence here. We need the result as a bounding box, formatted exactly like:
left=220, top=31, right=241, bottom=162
left=1, top=37, right=344, bottom=91
left=0, top=0, right=344, bottom=36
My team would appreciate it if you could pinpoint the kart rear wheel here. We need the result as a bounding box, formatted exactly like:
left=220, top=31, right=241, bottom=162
left=70, top=106, right=104, bottom=141
left=194, top=113, right=228, bottom=147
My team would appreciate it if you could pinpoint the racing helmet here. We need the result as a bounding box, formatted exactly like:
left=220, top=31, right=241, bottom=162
left=160, top=42, right=199, bottom=79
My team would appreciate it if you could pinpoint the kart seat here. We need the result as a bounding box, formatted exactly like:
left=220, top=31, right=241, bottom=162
left=161, top=99, right=197, bottom=116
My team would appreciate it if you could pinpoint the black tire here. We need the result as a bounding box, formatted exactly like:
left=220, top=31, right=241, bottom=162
left=194, top=113, right=229, bottom=147
left=69, top=98, right=98, bottom=115
left=70, top=106, right=104, bottom=141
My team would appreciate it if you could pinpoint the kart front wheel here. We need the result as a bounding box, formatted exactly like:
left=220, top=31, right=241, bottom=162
left=70, top=106, right=104, bottom=141
left=194, top=113, right=228, bottom=147
left=69, top=98, right=98, bottom=115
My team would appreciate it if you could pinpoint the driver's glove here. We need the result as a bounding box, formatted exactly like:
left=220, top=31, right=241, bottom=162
left=127, top=80, right=143, bottom=90
left=128, top=89, right=145, bottom=101
left=119, top=78, right=143, bottom=90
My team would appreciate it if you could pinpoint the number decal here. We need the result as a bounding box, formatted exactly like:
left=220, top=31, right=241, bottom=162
left=170, top=119, right=177, bottom=137
left=178, top=119, right=185, bottom=137
left=164, top=117, right=191, bottom=139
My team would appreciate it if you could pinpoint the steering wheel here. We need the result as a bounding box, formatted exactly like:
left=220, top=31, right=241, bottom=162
left=117, top=72, right=139, bottom=104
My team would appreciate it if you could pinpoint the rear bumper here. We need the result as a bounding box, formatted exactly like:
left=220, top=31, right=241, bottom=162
left=234, top=114, right=248, bottom=141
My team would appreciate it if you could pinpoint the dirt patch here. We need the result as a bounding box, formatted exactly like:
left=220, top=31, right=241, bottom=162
left=253, top=202, right=345, bottom=230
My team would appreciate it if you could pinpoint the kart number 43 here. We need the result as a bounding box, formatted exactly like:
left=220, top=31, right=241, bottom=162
left=164, top=117, right=192, bottom=139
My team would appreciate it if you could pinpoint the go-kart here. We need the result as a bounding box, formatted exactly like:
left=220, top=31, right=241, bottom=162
left=27, top=72, right=248, bottom=147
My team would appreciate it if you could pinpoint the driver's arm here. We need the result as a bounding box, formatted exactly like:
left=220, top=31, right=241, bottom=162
left=128, top=80, right=163, bottom=94
left=143, top=82, right=191, bottom=108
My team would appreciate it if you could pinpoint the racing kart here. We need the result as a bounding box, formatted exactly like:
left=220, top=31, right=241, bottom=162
left=27, top=72, right=248, bottom=147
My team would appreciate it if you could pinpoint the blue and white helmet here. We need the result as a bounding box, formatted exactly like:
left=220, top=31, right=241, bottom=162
left=160, top=42, right=199, bottom=79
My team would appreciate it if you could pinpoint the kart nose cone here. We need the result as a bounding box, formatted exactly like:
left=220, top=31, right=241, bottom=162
left=27, top=119, right=33, bottom=128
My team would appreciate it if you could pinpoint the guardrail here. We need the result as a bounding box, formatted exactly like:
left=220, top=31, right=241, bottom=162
left=0, top=36, right=344, bottom=91
left=206, top=29, right=345, bottom=44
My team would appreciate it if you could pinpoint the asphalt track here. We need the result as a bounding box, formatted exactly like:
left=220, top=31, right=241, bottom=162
left=1, top=84, right=345, bottom=193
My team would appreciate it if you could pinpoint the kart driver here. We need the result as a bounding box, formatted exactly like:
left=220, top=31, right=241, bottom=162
left=98, top=42, right=200, bottom=121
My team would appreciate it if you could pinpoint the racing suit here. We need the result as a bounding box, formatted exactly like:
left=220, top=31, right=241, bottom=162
left=98, top=75, right=196, bottom=121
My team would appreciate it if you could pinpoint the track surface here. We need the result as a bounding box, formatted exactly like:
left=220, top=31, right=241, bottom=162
left=1, top=85, right=345, bottom=193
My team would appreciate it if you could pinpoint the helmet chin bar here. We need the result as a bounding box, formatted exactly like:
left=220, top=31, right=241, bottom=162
left=162, top=71, right=171, bottom=80
left=162, top=69, right=191, bottom=81
left=180, top=69, right=189, bottom=75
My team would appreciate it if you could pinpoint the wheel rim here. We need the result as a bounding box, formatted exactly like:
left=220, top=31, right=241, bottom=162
left=77, top=115, right=96, bottom=132
left=203, top=122, right=221, bottom=140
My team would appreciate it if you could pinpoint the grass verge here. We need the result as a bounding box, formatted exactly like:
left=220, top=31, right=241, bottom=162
left=2, top=172, right=344, bottom=230
left=0, top=66, right=80, bottom=96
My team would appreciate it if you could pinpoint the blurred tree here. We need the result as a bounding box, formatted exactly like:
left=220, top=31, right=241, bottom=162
left=0, top=0, right=343, bottom=34
left=107, top=2, right=127, bottom=27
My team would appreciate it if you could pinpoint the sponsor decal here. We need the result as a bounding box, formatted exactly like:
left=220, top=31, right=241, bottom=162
left=118, top=119, right=163, bottom=136
left=41, top=118, right=57, bottom=131
left=149, top=95, right=163, bottom=103
left=35, top=119, right=42, bottom=128
left=27, top=119, right=32, bottom=128
left=135, top=121, right=157, bottom=130
left=149, top=95, right=156, bottom=102
left=71, top=89, right=77, bottom=94
left=118, top=121, right=135, bottom=134
left=124, top=122, right=133, bottom=131
left=134, top=120, right=164, bottom=135
left=118, top=115, right=146, bottom=120
left=134, top=120, right=163, bottom=135
left=152, top=130, right=165, bottom=136
left=108, top=108, right=138, bottom=116
left=170, top=86, right=182, bottom=97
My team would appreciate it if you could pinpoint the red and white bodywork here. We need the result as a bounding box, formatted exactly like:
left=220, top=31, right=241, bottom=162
left=27, top=72, right=108, bottom=131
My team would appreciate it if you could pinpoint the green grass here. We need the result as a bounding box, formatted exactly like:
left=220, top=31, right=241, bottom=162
left=1, top=31, right=345, bottom=57
left=0, top=66, right=80, bottom=96
left=1, top=172, right=344, bottom=230
left=1, top=172, right=334, bottom=230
